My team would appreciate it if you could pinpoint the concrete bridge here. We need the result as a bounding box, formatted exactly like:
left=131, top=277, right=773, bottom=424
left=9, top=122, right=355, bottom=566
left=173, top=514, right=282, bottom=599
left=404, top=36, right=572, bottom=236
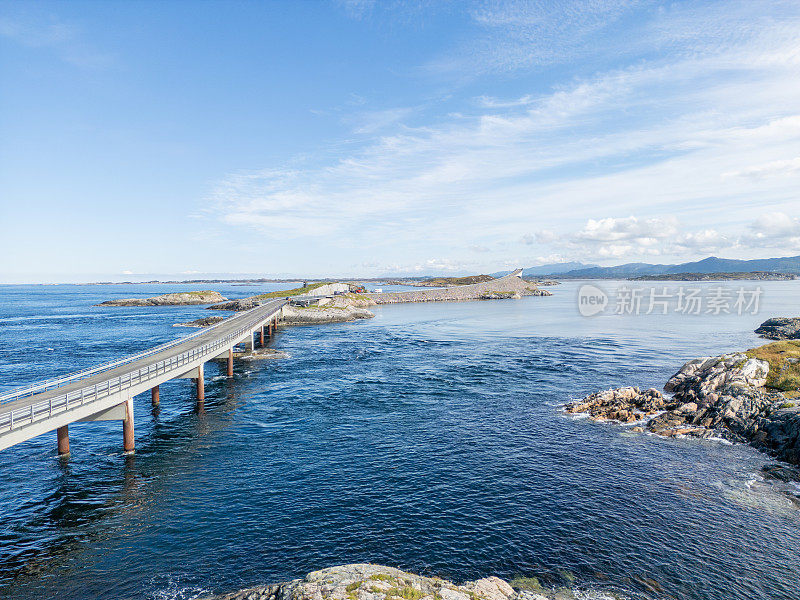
left=0, top=299, right=286, bottom=456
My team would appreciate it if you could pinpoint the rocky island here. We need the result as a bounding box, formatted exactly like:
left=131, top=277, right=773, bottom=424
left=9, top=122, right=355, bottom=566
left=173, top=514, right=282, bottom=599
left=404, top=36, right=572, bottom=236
left=96, top=291, right=228, bottom=307
left=173, top=316, right=226, bottom=328
left=755, top=317, right=800, bottom=340
left=367, top=270, right=550, bottom=304
left=566, top=340, right=800, bottom=466
left=204, top=563, right=617, bottom=600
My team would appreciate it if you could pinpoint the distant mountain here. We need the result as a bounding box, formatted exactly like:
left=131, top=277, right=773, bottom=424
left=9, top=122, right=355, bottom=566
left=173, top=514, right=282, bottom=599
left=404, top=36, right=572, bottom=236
left=551, top=255, right=800, bottom=279
left=492, top=262, right=598, bottom=277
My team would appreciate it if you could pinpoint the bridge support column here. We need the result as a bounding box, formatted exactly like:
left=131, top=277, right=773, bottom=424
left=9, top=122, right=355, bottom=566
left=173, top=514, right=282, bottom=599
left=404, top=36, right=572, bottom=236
left=196, top=363, right=205, bottom=410
left=227, top=348, right=234, bottom=377
left=151, top=385, right=160, bottom=407
left=260, top=326, right=265, bottom=346
left=123, top=398, right=134, bottom=453
left=57, top=425, right=70, bottom=456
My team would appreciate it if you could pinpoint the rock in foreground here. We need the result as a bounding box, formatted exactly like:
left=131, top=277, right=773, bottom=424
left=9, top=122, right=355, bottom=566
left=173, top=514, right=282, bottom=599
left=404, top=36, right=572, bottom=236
left=566, top=347, right=800, bottom=464
left=204, top=563, right=618, bottom=600
left=96, top=291, right=228, bottom=307
left=755, top=317, right=800, bottom=340
left=173, top=316, right=226, bottom=328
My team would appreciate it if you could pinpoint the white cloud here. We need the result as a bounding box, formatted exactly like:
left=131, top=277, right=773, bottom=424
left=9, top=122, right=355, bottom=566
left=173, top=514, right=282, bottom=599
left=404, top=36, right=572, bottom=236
left=348, top=107, right=414, bottom=134
left=598, top=244, right=634, bottom=258
left=522, top=230, right=559, bottom=245
left=742, top=212, right=800, bottom=251
left=476, top=94, right=534, bottom=108
left=674, top=229, right=732, bottom=254
left=723, top=157, right=800, bottom=179
left=574, top=216, right=678, bottom=243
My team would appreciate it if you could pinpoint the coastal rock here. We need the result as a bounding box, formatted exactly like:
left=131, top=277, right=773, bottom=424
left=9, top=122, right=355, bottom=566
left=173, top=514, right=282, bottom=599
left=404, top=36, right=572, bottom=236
left=663, top=353, right=769, bottom=400
left=278, top=304, right=374, bottom=325
left=567, top=346, right=800, bottom=464
left=234, top=348, right=289, bottom=360
left=478, top=291, right=521, bottom=300
left=96, top=291, right=228, bottom=307
left=173, top=316, right=226, bottom=328
left=755, top=317, right=800, bottom=340
left=203, top=563, right=615, bottom=600
left=565, top=387, right=670, bottom=423
left=210, top=297, right=262, bottom=311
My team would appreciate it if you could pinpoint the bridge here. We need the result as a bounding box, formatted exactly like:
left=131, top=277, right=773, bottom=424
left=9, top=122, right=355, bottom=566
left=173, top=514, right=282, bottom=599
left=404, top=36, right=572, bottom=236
left=0, top=299, right=287, bottom=456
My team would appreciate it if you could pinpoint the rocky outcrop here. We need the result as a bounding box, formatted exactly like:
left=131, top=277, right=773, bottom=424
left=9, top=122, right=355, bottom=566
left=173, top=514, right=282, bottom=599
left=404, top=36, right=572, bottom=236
left=234, top=348, right=289, bottom=361
left=479, top=291, right=521, bottom=300
left=209, top=284, right=365, bottom=312
left=209, top=297, right=262, bottom=312
left=96, top=291, right=228, bottom=307
left=756, top=317, right=800, bottom=340
left=203, top=563, right=617, bottom=600
left=412, top=275, right=495, bottom=287
left=296, top=282, right=352, bottom=296
left=173, top=316, right=226, bottom=328
left=566, top=351, right=800, bottom=464
left=368, top=270, right=550, bottom=304
left=565, top=387, right=672, bottom=425
left=278, top=304, right=374, bottom=325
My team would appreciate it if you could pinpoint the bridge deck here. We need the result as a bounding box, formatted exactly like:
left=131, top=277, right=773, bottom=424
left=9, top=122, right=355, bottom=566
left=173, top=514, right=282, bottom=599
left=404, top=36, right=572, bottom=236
left=0, top=299, right=286, bottom=451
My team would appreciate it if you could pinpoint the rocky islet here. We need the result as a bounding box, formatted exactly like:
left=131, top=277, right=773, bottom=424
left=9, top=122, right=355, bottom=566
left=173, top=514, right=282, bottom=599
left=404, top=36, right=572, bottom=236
left=566, top=345, right=800, bottom=465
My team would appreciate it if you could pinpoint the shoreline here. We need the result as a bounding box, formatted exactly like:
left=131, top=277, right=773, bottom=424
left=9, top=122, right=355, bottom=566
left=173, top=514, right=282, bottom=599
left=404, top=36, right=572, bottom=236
left=202, top=563, right=621, bottom=600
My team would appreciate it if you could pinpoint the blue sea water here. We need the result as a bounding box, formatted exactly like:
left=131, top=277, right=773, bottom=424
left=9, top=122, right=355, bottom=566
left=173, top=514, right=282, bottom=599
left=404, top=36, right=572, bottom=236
left=0, top=281, right=799, bottom=600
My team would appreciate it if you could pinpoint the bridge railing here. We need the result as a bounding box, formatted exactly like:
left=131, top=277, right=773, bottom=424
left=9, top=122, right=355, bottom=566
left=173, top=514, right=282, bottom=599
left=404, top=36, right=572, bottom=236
left=0, top=301, right=280, bottom=405
left=0, top=302, right=284, bottom=435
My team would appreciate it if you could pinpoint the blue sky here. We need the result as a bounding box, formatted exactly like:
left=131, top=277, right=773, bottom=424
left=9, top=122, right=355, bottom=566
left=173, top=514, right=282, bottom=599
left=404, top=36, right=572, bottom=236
left=1, top=0, right=799, bottom=282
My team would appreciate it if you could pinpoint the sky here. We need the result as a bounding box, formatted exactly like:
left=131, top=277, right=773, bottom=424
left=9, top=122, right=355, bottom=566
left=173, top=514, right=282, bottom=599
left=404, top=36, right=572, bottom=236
left=1, top=0, right=799, bottom=283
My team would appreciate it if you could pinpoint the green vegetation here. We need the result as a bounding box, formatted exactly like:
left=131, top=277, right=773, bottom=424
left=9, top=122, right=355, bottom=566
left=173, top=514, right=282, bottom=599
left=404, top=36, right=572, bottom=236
left=422, top=275, right=494, bottom=286
left=746, top=340, right=800, bottom=395
left=478, top=290, right=516, bottom=299
left=509, top=576, right=543, bottom=592
left=346, top=582, right=361, bottom=592
left=384, top=586, right=424, bottom=600
left=345, top=293, right=370, bottom=301
left=184, top=290, right=219, bottom=296
left=370, top=574, right=394, bottom=583
left=255, top=282, right=327, bottom=299
left=559, top=570, right=576, bottom=584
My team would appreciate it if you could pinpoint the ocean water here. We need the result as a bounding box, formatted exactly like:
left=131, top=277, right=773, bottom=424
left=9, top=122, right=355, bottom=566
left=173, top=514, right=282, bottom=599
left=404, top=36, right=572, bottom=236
left=0, top=280, right=798, bottom=600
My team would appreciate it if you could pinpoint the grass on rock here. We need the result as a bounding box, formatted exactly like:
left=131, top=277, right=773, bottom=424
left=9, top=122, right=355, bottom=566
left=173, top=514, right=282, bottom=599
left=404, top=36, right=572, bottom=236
left=746, top=340, right=800, bottom=395
left=255, top=282, right=327, bottom=299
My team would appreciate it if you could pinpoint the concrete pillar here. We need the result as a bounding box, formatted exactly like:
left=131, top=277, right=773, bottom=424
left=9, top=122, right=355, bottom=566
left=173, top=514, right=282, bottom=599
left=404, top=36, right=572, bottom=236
left=122, top=398, right=135, bottom=453
left=196, top=363, right=205, bottom=401
left=151, top=385, right=160, bottom=407
left=260, top=326, right=265, bottom=346
left=57, top=425, right=70, bottom=456
left=227, top=348, right=234, bottom=377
